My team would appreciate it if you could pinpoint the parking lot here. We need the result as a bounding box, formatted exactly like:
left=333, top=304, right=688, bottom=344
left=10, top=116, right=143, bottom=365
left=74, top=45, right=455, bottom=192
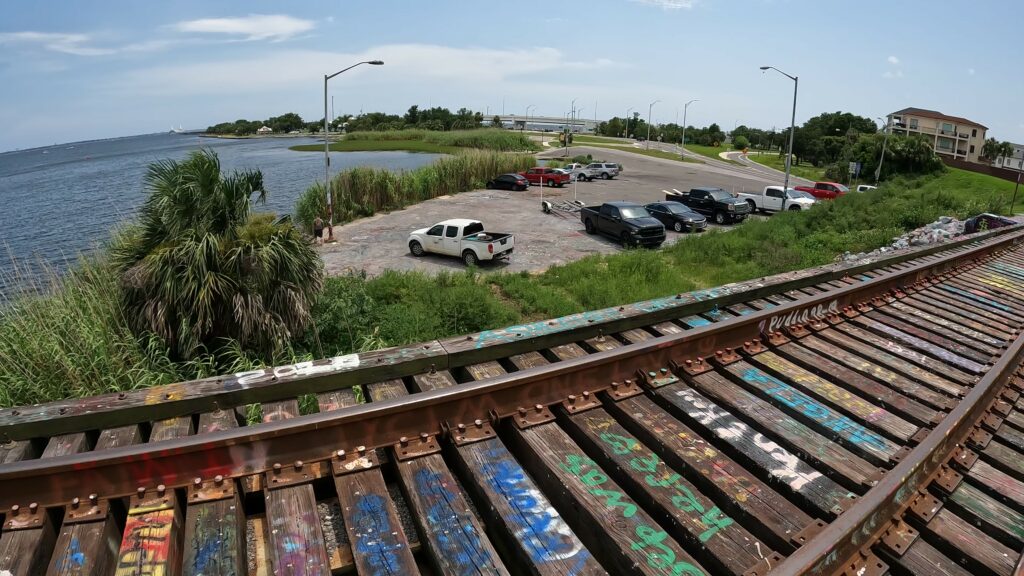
left=318, top=146, right=778, bottom=277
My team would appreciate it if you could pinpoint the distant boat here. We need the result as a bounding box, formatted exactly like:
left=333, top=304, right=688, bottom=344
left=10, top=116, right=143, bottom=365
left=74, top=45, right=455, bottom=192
left=170, top=125, right=185, bottom=134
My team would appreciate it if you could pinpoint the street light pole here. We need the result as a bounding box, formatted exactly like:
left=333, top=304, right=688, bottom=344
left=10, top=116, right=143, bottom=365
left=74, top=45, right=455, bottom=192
left=647, top=99, right=660, bottom=150
left=525, top=104, right=535, bottom=132
left=874, top=115, right=891, bottom=184
left=324, top=59, right=383, bottom=242
left=625, top=107, right=634, bottom=138
left=760, top=65, right=798, bottom=194
left=681, top=99, right=698, bottom=160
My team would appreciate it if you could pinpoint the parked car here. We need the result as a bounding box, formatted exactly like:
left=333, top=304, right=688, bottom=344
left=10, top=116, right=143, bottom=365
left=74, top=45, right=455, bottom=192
left=665, top=187, right=752, bottom=224
left=644, top=201, right=707, bottom=232
left=520, top=167, right=570, bottom=187
left=408, top=219, right=515, bottom=266
left=486, top=173, right=529, bottom=191
left=562, top=163, right=597, bottom=181
left=856, top=184, right=877, bottom=192
left=586, top=162, right=620, bottom=180
left=580, top=202, right=665, bottom=247
left=736, top=186, right=816, bottom=213
left=794, top=181, right=849, bottom=200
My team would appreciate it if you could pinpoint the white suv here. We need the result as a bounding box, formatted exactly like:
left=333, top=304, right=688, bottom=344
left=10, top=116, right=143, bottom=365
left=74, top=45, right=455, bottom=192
left=586, top=163, right=620, bottom=179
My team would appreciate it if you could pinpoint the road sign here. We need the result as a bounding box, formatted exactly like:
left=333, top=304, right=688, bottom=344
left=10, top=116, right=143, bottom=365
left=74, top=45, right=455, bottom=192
left=848, top=162, right=861, bottom=176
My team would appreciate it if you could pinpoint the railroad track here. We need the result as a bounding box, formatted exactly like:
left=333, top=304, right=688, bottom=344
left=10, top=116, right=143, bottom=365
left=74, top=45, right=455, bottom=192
left=2, top=225, right=1024, bottom=576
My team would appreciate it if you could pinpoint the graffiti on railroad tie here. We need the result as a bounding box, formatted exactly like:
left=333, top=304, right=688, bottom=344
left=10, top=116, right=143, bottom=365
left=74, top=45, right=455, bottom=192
left=233, top=354, right=360, bottom=387
left=413, top=468, right=495, bottom=574
left=115, top=512, right=174, bottom=576
left=596, top=431, right=734, bottom=542
left=58, top=537, right=86, bottom=572
left=351, top=493, right=407, bottom=574
left=938, top=285, right=1012, bottom=312
left=559, top=454, right=705, bottom=576
left=760, top=299, right=839, bottom=334
left=740, top=368, right=891, bottom=453
left=479, top=448, right=590, bottom=572
left=675, top=388, right=825, bottom=492
left=269, top=507, right=323, bottom=576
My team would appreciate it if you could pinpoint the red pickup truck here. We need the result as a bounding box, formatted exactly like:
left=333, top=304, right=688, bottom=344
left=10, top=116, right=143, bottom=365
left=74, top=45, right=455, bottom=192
left=794, top=181, right=849, bottom=200
left=520, top=167, right=570, bottom=188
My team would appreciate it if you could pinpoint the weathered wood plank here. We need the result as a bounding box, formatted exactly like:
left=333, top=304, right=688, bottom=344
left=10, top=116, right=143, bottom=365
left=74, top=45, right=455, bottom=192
left=451, top=438, right=603, bottom=575
left=996, top=425, right=1024, bottom=454
left=410, top=370, right=457, bottom=392
left=874, top=304, right=1001, bottom=354
left=0, top=440, right=35, bottom=464
left=813, top=327, right=967, bottom=398
left=565, top=407, right=770, bottom=575
left=655, top=382, right=855, bottom=516
left=906, top=292, right=1018, bottom=333
left=980, top=443, right=1024, bottom=482
left=952, top=274, right=1024, bottom=310
left=828, top=322, right=973, bottom=387
left=931, top=284, right=1024, bottom=323
left=334, top=470, right=419, bottom=576
left=315, top=388, right=358, bottom=413
left=922, top=507, right=1016, bottom=576
left=396, top=456, right=508, bottom=575
left=115, top=505, right=183, bottom=576
left=512, top=422, right=708, bottom=575
left=261, top=400, right=300, bottom=423
left=150, top=416, right=194, bottom=442
left=893, top=532, right=973, bottom=576
left=919, top=286, right=1024, bottom=325
left=41, top=433, right=90, bottom=458
left=463, top=361, right=505, bottom=380
left=970, top=460, right=1024, bottom=509
left=747, top=351, right=918, bottom=441
left=364, top=379, right=407, bottom=402
left=856, top=312, right=991, bottom=369
left=895, top=298, right=1014, bottom=341
left=47, top=518, right=120, bottom=576
left=775, top=342, right=940, bottom=427
left=1, top=523, right=57, bottom=576
left=94, top=425, right=143, bottom=450
left=605, top=396, right=812, bottom=553
left=688, top=370, right=879, bottom=484
left=947, top=482, right=1024, bottom=548
left=265, top=486, right=331, bottom=576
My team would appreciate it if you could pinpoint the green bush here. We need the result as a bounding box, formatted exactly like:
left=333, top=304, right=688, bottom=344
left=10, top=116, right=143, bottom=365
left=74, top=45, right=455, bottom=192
left=295, top=150, right=536, bottom=230
left=343, top=129, right=535, bottom=151
left=732, top=135, right=750, bottom=150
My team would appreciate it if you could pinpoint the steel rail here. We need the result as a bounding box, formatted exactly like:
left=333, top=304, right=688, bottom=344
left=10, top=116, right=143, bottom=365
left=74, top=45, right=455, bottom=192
left=0, top=225, right=1020, bottom=441
left=0, top=227, right=1020, bottom=510
left=769, top=312, right=1024, bottom=575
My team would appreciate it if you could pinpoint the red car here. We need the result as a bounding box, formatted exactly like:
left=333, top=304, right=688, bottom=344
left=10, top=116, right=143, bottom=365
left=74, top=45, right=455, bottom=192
left=520, top=167, right=570, bottom=188
left=794, top=181, right=849, bottom=200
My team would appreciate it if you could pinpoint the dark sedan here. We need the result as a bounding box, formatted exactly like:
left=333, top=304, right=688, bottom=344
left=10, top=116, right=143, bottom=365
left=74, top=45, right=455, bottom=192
left=644, top=201, right=707, bottom=233
left=486, top=173, right=529, bottom=191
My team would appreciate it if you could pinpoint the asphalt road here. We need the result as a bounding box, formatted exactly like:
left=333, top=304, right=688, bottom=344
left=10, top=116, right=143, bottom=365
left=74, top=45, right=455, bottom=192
left=317, top=145, right=782, bottom=277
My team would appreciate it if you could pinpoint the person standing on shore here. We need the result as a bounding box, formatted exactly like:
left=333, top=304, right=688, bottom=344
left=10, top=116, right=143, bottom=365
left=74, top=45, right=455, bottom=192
left=313, top=215, right=324, bottom=245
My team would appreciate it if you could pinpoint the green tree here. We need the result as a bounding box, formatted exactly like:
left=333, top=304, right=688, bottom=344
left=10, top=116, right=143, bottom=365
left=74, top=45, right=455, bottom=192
left=404, top=105, right=420, bottom=125
left=111, top=150, right=323, bottom=359
left=999, top=141, right=1016, bottom=163
left=981, top=138, right=1001, bottom=163
left=266, top=112, right=305, bottom=133
left=490, top=115, right=504, bottom=128
left=732, top=135, right=750, bottom=150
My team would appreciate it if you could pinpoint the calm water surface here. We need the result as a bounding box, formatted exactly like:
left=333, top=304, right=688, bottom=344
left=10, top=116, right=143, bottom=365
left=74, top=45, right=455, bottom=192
left=0, top=133, right=441, bottom=290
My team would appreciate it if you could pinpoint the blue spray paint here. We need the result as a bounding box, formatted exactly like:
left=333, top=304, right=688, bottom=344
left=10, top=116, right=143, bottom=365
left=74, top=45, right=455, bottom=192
left=192, top=538, right=220, bottom=574
left=937, top=284, right=1013, bottom=312
left=59, top=536, right=86, bottom=572
left=413, top=468, right=496, bottom=574
left=740, top=368, right=893, bottom=455
left=479, top=445, right=590, bottom=573
left=352, top=493, right=406, bottom=574
left=682, top=315, right=711, bottom=327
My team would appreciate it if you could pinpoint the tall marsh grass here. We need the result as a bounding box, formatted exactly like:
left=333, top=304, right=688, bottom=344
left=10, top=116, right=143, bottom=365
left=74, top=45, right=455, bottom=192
left=344, top=128, right=536, bottom=151
left=296, top=150, right=536, bottom=229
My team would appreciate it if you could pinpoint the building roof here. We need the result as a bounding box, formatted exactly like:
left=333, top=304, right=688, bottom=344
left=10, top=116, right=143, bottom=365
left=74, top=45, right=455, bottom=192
left=891, top=107, right=987, bottom=129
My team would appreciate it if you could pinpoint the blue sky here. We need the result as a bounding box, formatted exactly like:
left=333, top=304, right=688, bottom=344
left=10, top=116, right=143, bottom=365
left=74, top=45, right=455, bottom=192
left=1, top=0, right=1021, bottom=151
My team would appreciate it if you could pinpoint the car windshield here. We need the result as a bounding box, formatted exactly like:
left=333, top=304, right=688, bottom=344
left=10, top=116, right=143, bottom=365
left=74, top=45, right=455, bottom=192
left=785, top=190, right=802, bottom=199
left=836, top=184, right=850, bottom=193
left=619, top=207, right=651, bottom=219
left=666, top=204, right=693, bottom=214
left=708, top=189, right=732, bottom=200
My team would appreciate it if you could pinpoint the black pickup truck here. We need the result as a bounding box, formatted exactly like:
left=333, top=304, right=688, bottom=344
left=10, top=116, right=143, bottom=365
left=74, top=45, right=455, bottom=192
left=580, top=201, right=665, bottom=247
left=665, top=187, right=752, bottom=225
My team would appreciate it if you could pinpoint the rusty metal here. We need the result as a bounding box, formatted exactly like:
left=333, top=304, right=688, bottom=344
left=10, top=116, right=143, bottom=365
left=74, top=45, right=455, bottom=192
left=770, top=323, right=1024, bottom=575
left=394, top=433, right=440, bottom=461
left=709, top=348, right=742, bottom=366
left=949, top=446, right=979, bottom=471
left=128, top=485, right=173, bottom=513
left=265, top=460, right=315, bottom=489
left=3, top=503, right=43, bottom=530
left=931, top=464, right=964, bottom=494
left=907, top=491, right=943, bottom=522
left=0, top=227, right=1022, bottom=520
left=967, top=426, right=993, bottom=449
left=331, top=448, right=379, bottom=476
left=742, top=552, right=786, bottom=576
left=561, top=391, right=601, bottom=414
left=605, top=379, right=643, bottom=401
left=790, top=518, right=827, bottom=547
left=513, top=404, right=556, bottom=429
left=835, top=549, right=887, bottom=576
left=637, top=367, right=681, bottom=387
left=742, top=338, right=766, bottom=355
left=63, top=495, right=108, bottom=524
left=450, top=420, right=496, bottom=446
left=187, top=475, right=235, bottom=504
left=671, top=358, right=712, bottom=377
left=980, top=412, right=1004, bottom=432
left=879, top=519, right=918, bottom=558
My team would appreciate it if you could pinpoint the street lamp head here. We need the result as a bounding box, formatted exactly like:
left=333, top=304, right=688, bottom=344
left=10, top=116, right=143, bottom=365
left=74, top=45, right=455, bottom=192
left=759, top=66, right=770, bottom=70
left=367, top=60, right=384, bottom=65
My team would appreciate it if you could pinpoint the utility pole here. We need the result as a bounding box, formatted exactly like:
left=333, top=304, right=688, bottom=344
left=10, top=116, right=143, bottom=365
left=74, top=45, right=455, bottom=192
left=1013, top=169, right=1021, bottom=214
left=625, top=107, right=634, bottom=138
left=760, top=65, right=798, bottom=193
left=874, top=115, right=892, bottom=184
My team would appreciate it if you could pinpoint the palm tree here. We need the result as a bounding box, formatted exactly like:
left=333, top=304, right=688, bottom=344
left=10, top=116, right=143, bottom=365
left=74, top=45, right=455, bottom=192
left=111, top=149, right=322, bottom=359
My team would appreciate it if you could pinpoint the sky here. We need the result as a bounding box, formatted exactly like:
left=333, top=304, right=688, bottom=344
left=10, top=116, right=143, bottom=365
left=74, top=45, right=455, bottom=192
left=1, top=0, right=1022, bottom=151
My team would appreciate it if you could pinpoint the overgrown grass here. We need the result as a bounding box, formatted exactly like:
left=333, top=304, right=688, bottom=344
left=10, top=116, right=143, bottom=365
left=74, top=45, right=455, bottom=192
left=290, top=129, right=537, bottom=153
left=549, top=142, right=703, bottom=164
left=747, top=151, right=827, bottom=181
left=294, top=150, right=536, bottom=231
left=2, top=168, right=1017, bottom=405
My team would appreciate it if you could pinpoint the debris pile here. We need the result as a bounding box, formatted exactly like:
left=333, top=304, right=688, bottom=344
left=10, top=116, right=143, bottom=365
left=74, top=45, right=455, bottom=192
left=840, top=216, right=964, bottom=261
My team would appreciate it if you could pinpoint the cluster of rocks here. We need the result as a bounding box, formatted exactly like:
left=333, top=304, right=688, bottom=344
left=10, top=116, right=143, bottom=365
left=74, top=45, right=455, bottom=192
left=840, top=216, right=964, bottom=262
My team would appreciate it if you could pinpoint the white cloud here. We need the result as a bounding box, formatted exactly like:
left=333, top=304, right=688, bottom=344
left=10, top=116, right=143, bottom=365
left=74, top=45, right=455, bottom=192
left=887, top=55, right=899, bottom=65
left=631, top=0, right=697, bottom=9
left=173, top=14, right=315, bottom=42
left=0, top=31, right=113, bottom=56
left=116, top=44, right=615, bottom=96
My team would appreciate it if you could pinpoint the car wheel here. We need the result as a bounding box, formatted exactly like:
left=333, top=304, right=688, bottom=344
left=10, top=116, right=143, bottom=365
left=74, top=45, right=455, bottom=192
left=462, top=250, right=478, bottom=266
left=518, top=185, right=527, bottom=191
left=601, top=172, right=610, bottom=180
left=714, top=211, right=726, bottom=225
left=576, top=173, right=586, bottom=181
left=673, top=221, right=684, bottom=233
left=584, top=219, right=596, bottom=234
left=788, top=205, right=801, bottom=211
left=485, top=181, right=494, bottom=189
left=746, top=200, right=756, bottom=213
left=547, top=179, right=556, bottom=187
left=409, top=241, right=424, bottom=257
left=620, top=231, right=632, bottom=247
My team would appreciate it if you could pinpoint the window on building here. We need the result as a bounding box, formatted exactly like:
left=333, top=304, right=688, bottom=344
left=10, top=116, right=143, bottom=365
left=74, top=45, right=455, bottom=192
left=970, top=145, right=975, bottom=154
left=972, top=129, right=977, bottom=137
left=937, top=138, right=953, bottom=150
left=909, top=118, right=918, bottom=129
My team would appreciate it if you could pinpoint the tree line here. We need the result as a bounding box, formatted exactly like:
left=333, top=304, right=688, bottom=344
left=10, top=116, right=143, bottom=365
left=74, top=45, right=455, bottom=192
left=205, top=106, right=501, bottom=135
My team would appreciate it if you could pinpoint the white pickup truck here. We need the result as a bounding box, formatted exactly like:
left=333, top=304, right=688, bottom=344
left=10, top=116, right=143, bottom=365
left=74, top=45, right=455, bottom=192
left=561, top=163, right=597, bottom=182
left=408, top=219, right=515, bottom=266
left=736, top=186, right=816, bottom=213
